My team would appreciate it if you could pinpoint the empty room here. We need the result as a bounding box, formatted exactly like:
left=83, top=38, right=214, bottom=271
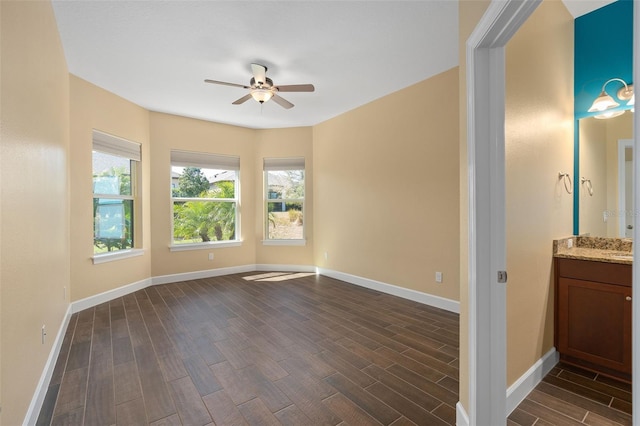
left=1, top=0, right=638, bottom=425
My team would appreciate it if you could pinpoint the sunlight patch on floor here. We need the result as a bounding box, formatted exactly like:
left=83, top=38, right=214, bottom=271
left=242, top=272, right=290, bottom=281
left=243, top=272, right=316, bottom=282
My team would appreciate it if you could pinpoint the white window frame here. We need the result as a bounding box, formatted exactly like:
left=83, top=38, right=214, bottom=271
left=263, top=157, right=306, bottom=245
left=169, top=150, right=241, bottom=251
left=91, top=130, right=143, bottom=264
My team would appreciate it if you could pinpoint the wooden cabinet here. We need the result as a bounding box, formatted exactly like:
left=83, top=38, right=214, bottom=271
left=555, top=257, right=632, bottom=382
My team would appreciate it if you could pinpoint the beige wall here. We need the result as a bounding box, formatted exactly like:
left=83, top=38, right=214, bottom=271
left=1, top=1, right=70, bottom=424
left=313, top=68, right=460, bottom=301
left=458, top=0, right=491, bottom=411
left=149, top=112, right=258, bottom=277
left=70, top=75, right=151, bottom=301
left=457, top=0, right=574, bottom=412
left=254, top=127, right=314, bottom=266
left=504, top=0, right=574, bottom=385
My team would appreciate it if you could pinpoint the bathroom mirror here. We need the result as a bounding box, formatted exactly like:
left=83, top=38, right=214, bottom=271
left=578, top=111, right=634, bottom=237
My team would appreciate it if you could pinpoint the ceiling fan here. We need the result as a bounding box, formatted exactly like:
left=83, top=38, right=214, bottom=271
left=205, top=63, right=315, bottom=109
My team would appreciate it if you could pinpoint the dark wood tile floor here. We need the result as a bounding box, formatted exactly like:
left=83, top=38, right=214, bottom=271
left=37, top=272, right=460, bottom=425
left=36, top=271, right=633, bottom=425
left=510, top=364, right=632, bottom=425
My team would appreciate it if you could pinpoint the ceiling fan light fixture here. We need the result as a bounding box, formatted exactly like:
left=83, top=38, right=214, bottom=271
left=251, top=88, right=273, bottom=104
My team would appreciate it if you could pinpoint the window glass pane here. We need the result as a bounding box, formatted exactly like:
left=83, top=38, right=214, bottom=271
left=93, top=198, right=133, bottom=253
left=267, top=170, right=304, bottom=199
left=268, top=201, right=303, bottom=239
left=171, top=166, right=236, bottom=199
left=92, top=151, right=132, bottom=196
left=173, top=201, right=236, bottom=244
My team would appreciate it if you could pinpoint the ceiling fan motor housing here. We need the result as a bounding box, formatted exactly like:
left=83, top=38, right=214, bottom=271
left=250, top=77, right=274, bottom=89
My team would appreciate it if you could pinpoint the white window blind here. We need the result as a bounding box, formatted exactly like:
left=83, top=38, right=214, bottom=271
left=92, top=130, right=141, bottom=161
left=263, top=157, right=305, bottom=171
left=171, top=150, right=240, bottom=170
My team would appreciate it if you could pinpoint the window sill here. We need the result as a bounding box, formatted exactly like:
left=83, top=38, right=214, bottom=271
left=262, top=239, right=306, bottom=246
left=169, top=241, right=242, bottom=252
left=92, top=248, right=144, bottom=264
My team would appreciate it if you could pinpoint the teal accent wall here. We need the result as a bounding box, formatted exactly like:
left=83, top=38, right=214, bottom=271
left=575, top=0, right=633, bottom=120
left=573, top=0, right=633, bottom=235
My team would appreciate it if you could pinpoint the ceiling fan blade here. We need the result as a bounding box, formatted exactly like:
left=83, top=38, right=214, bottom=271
left=204, top=79, right=249, bottom=89
left=271, top=94, right=294, bottom=109
left=232, top=93, right=253, bottom=105
left=275, top=84, right=315, bottom=93
left=251, top=63, right=267, bottom=85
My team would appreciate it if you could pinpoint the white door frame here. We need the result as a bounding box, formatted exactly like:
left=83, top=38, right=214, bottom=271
left=465, top=1, right=541, bottom=425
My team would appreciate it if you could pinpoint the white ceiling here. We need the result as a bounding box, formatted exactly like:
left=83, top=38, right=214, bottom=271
left=51, top=0, right=614, bottom=130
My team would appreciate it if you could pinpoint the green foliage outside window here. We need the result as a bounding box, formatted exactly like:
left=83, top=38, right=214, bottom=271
left=172, top=168, right=237, bottom=244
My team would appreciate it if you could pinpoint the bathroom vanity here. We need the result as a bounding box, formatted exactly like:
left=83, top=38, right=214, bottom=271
left=554, top=237, right=632, bottom=382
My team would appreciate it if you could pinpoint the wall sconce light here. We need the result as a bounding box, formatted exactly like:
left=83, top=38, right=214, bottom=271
left=588, top=78, right=634, bottom=119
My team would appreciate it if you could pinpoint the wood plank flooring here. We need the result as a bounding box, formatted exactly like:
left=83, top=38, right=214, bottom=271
left=510, top=363, right=632, bottom=426
left=37, top=272, right=459, bottom=425
left=36, top=272, right=633, bottom=425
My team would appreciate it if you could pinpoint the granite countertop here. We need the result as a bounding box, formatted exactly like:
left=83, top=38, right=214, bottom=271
left=553, top=236, right=633, bottom=265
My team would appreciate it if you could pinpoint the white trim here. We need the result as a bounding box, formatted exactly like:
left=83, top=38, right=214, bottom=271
left=152, top=265, right=256, bottom=285
left=255, top=264, right=316, bottom=273
left=23, top=305, right=72, bottom=426
left=456, top=402, right=470, bottom=426
left=72, top=278, right=152, bottom=313
left=92, top=248, right=144, bottom=264
left=317, top=267, right=459, bottom=314
left=506, top=348, right=559, bottom=415
left=466, top=1, right=541, bottom=424
left=261, top=239, right=306, bottom=246
left=169, top=241, right=242, bottom=251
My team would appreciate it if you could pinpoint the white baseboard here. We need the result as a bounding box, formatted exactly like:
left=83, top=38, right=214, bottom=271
left=454, top=348, right=557, bottom=425
left=254, top=264, right=316, bottom=273
left=506, top=347, right=558, bottom=415
left=456, top=402, right=470, bottom=426
left=23, top=305, right=73, bottom=426
left=317, top=267, right=460, bottom=313
left=152, top=264, right=256, bottom=286
left=71, top=277, right=153, bottom=313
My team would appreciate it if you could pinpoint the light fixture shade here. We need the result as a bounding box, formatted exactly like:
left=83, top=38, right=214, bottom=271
left=588, top=90, right=620, bottom=112
left=251, top=88, right=273, bottom=104
left=594, top=110, right=625, bottom=120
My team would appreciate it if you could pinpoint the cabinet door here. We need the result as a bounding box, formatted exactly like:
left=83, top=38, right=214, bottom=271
left=557, top=277, right=632, bottom=374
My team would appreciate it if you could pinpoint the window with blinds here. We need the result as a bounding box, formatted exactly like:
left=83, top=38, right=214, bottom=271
left=264, top=157, right=305, bottom=242
left=170, top=150, right=240, bottom=246
left=92, top=130, right=141, bottom=255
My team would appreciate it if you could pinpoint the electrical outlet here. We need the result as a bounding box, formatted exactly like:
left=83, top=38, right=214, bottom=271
left=208, top=253, right=214, bottom=261
left=41, top=325, right=47, bottom=344
left=435, top=272, right=443, bottom=283
left=324, top=252, right=328, bottom=260
left=567, top=238, right=573, bottom=248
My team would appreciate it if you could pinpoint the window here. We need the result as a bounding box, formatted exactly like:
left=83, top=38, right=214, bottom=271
left=264, top=158, right=305, bottom=242
left=92, top=130, right=141, bottom=255
left=171, top=150, right=240, bottom=248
